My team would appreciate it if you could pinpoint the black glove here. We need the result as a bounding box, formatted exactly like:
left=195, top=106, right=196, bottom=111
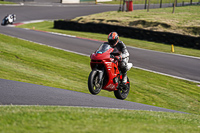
left=114, top=56, right=122, bottom=61
left=110, top=54, right=115, bottom=58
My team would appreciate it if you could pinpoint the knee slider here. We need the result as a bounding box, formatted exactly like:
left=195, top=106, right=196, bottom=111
left=120, top=61, right=128, bottom=73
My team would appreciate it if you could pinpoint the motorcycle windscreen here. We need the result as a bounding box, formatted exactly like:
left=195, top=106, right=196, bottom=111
left=96, top=43, right=111, bottom=54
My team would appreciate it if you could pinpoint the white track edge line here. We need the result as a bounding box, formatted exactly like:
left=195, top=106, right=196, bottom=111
left=132, top=66, right=200, bottom=84
left=0, top=105, right=183, bottom=113
left=127, top=46, right=200, bottom=60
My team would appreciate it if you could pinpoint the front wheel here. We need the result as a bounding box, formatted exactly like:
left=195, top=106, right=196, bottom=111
left=1, top=20, right=5, bottom=25
left=2, top=19, right=8, bottom=26
left=114, top=77, right=130, bottom=100
left=88, top=70, right=102, bottom=95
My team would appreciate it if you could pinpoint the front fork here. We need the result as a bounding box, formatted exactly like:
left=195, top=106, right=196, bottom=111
left=97, top=69, right=104, bottom=84
left=92, top=64, right=104, bottom=85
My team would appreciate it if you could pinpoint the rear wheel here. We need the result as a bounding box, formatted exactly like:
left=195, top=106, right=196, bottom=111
left=88, top=70, right=102, bottom=95
left=114, top=77, right=130, bottom=100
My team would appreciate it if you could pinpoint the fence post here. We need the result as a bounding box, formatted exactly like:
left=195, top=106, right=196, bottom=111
left=147, top=0, right=150, bottom=12
left=160, top=0, right=162, bottom=8
left=119, top=0, right=122, bottom=11
left=122, top=0, right=125, bottom=11
left=172, top=0, right=177, bottom=13
left=182, top=1, right=184, bottom=6
left=144, top=0, right=147, bottom=9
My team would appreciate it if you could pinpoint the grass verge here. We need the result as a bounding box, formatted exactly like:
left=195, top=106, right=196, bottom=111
left=17, top=21, right=200, bottom=58
left=0, top=106, right=200, bottom=133
left=0, top=33, right=200, bottom=115
left=0, top=0, right=15, bottom=4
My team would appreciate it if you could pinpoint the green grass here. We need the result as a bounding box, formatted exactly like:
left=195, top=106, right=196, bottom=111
left=0, top=33, right=200, bottom=115
left=0, top=0, right=15, bottom=4
left=0, top=106, right=200, bottom=133
left=17, top=21, right=200, bottom=58
left=0, top=34, right=90, bottom=91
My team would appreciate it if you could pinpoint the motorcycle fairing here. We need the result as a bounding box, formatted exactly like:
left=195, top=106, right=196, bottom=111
left=102, top=61, right=120, bottom=91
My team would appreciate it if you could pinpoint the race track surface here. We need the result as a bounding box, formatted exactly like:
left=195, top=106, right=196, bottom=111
left=0, top=79, right=185, bottom=113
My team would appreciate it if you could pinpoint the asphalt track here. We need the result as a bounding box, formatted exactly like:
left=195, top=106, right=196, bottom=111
left=0, top=3, right=199, bottom=112
left=0, top=79, right=186, bottom=113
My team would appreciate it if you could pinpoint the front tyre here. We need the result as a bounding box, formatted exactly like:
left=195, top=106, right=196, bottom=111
left=2, top=19, right=8, bottom=26
left=1, top=20, right=5, bottom=25
left=88, top=70, right=102, bottom=95
left=114, top=77, right=130, bottom=100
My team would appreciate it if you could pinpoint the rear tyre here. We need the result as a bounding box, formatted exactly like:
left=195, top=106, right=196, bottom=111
left=88, top=70, right=102, bottom=95
left=114, top=77, right=130, bottom=100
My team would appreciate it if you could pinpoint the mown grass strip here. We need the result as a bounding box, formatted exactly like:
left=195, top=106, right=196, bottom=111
left=0, top=106, right=200, bottom=133
left=0, top=33, right=200, bottom=114
left=0, top=33, right=90, bottom=91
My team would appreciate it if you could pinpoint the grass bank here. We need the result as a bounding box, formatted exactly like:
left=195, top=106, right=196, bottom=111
left=72, top=5, right=200, bottom=37
left=0, top=33, right=200, bottom=114
left=0, top=106, right=200, bottom=133
left=99, top=0, right=200, bottom=4
left=17, top=21, right=200, bottom=58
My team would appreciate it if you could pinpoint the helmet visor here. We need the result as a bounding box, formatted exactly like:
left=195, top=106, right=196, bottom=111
left=108, top=39, right=116, bottom=46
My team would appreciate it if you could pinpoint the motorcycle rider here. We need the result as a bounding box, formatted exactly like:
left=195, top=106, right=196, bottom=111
left=107, top=32, right=130, bottom=84
left=10, top=14, right=16, bottom=23
left=1, top=14, right=16, bottom=25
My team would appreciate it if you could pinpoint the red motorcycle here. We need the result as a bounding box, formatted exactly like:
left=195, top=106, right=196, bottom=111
left=88, top=43, right=132, bottom=100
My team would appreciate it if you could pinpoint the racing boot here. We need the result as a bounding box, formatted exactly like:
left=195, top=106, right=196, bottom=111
left=121, top=73, right=128, bottom=92
left=122, top=73, right=127, bottom=84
